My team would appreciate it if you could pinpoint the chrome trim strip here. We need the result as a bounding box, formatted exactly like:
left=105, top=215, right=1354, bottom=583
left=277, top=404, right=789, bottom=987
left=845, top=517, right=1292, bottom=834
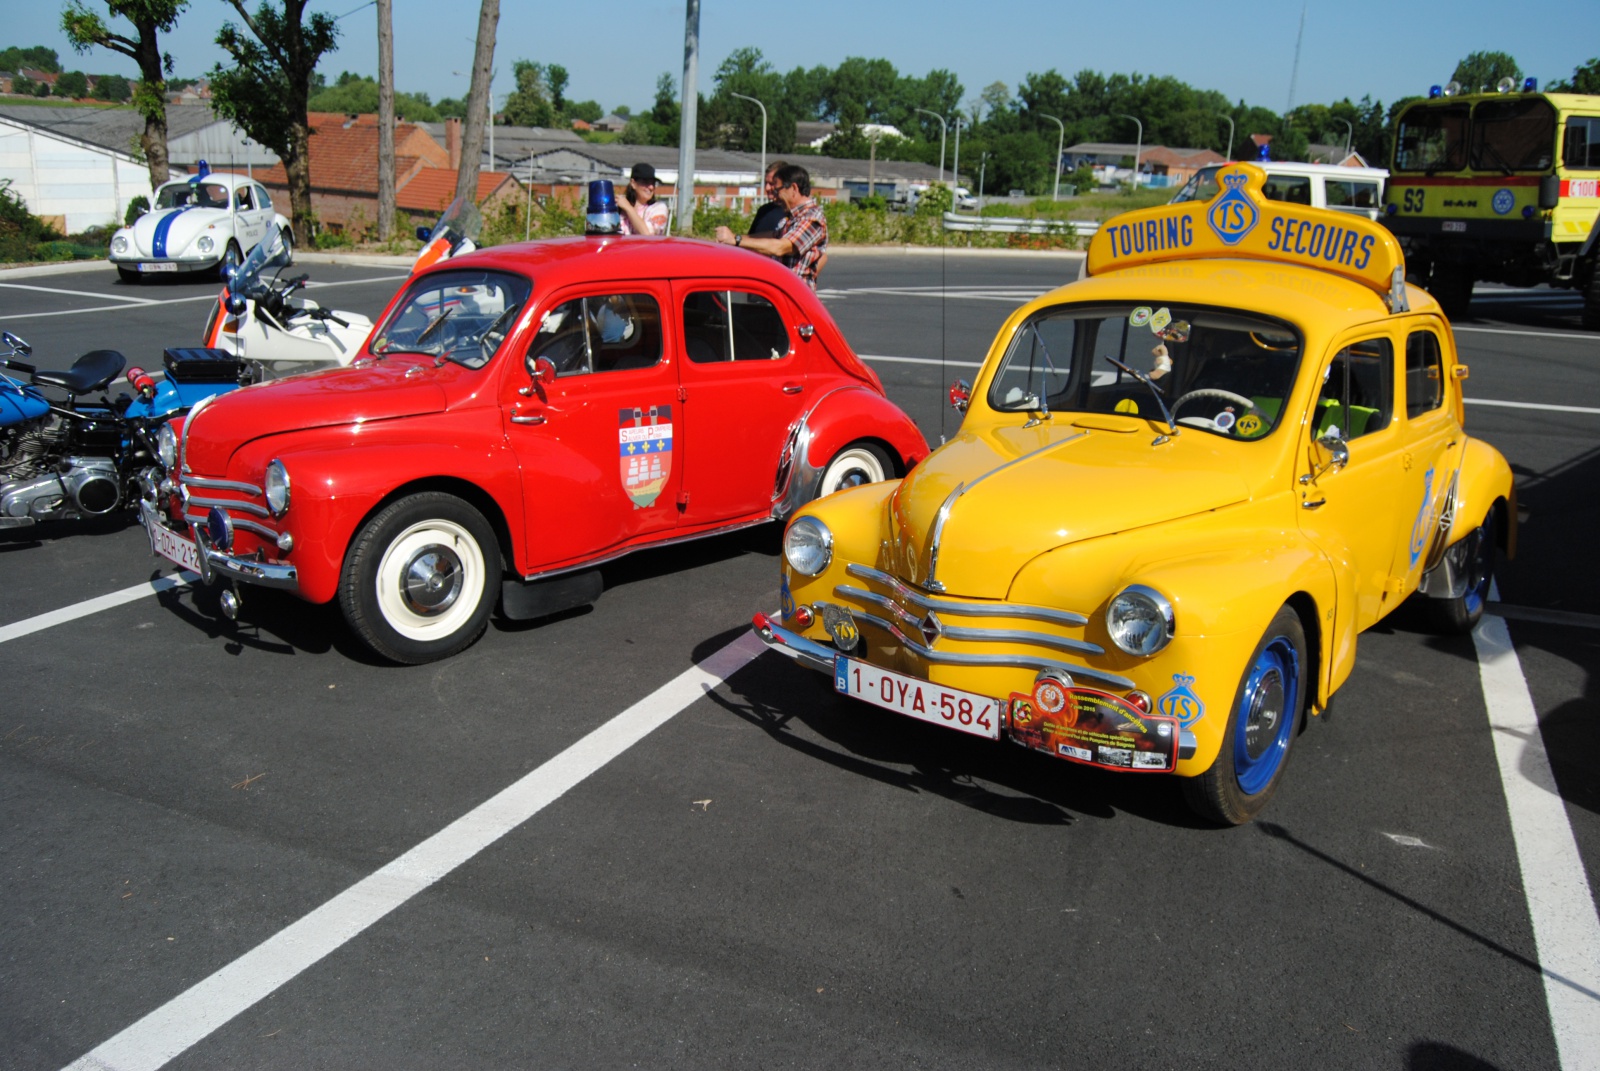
left=521, top=517, right=773, bottom=582
left=938, top=623, right=1105, bottom=657
left=751, top=614, right=837, bottom=675
left=186, top=494, right=270, bottom=517
left=182, top=476, right=262, bottom=495
left=771, top=385, right=877, bottom=521
left=844, top=564, right=1090, bottom=626
left=185, top=511, right=276, bottom=541
left=924, top=430, right=1087, bottom=590
left=847, top=608, right=1135, bottom=690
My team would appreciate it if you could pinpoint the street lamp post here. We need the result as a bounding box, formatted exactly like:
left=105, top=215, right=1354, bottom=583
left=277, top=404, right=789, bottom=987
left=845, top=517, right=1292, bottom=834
left=1217, top=113, right=1235, bottom=161
left=730, top=92, right=767, bottom=184
left=951, top=116, right=962, bottom=198
left=1332, top=117, right=1352, bottom=162
left=1116, top=113, right=1143, bottom=189
left=1040, top=113, right=1065, bottom=200
left=978, top=151, right=990, bottom=210
left=915, top=107, right=947, bottom=185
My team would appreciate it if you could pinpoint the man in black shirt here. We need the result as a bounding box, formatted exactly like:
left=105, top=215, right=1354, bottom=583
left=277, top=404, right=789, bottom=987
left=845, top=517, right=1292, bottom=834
left=748, top=160, right=788, bottom=238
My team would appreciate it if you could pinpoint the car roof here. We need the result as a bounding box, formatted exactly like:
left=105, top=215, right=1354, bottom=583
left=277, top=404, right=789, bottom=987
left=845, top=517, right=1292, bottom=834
left=1200, top=160, right=1389, bottom=181
left=444, top=234, right=814, bottom=292
left=158, top=172, right=258, bottom=191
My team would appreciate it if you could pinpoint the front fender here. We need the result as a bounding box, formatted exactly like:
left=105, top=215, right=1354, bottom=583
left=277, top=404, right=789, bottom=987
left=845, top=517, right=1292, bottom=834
left=235, top=431, right=524, bottom=604
left=1446, top=436, right=1517, bottom=554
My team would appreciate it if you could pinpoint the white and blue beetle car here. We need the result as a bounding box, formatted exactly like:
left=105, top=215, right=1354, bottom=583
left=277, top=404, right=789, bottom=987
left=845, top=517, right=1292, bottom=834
left=109, top=165, right=292, bottom=283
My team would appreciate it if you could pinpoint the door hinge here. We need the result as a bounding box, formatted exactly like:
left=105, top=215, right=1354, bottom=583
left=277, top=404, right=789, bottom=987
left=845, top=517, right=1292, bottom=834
left=677, top=492, right=690, bottom=510
left=677, top=385, right=688, bottom=403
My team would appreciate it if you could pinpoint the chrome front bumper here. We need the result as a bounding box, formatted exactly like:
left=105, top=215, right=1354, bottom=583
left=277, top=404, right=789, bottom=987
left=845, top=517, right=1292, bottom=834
left=140, top=498, right=300, bottom=592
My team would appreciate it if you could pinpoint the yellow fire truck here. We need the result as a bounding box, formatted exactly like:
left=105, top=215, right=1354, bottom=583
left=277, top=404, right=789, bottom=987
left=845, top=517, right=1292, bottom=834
left=1383, top=81, right=1600, bottom=328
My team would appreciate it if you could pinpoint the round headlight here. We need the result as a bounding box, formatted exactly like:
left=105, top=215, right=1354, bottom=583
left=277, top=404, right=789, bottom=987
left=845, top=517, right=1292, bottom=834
left=197, top=235, right=214, bottom=254
left=112, top=235, right=128, bottom=254
left=1106, top=584, right=1174, bottom=657
left=783, top=516, right=833, bottom=577
left=156, top=422, right=177, bottom=469
left=265, top=459, right=290, bottom=517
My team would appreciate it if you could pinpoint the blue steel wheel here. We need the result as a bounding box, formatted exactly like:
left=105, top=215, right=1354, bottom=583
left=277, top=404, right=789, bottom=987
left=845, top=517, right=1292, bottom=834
left=1427, top=507, right=1496, bottom=635
left=1184, top=605, right=1307, bottom=825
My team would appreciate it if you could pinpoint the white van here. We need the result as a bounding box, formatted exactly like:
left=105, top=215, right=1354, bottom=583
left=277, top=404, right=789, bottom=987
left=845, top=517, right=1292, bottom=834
left=1170, top=161, right=1389, bottom=220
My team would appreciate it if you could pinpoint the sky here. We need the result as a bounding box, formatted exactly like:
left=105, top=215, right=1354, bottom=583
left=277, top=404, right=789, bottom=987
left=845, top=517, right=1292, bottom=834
left=10, top=0, right=1599, bottom=122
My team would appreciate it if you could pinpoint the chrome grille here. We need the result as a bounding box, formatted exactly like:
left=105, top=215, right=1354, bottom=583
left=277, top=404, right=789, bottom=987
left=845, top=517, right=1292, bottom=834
left=832, top=562, right=1134, bottom=691
left=180, top=475, right=277, bottom=542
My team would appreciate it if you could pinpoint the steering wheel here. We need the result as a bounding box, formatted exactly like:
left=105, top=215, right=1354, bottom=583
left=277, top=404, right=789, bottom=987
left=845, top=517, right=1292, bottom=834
left=1172, top=387, right=1255, bottom=414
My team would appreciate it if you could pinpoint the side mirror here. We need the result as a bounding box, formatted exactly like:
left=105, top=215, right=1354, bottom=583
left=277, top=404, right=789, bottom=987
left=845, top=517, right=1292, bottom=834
left=948, top=378, right=971, bottom=413
left=1314, top=430, right=1350, bottom=472
left=416, top=225, right=433, bottom=241
left=1538, top=174, right=1560, bottom=210
left=525, top=353, right=557, bottom=387
left=226, top=293, right=248, bottom=316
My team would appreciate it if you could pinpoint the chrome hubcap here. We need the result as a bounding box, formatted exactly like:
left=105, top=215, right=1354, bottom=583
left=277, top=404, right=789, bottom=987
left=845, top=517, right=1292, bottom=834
left=400, top=543, right=464, bottom=616
left=1242, top=668, right=1285, bottom=762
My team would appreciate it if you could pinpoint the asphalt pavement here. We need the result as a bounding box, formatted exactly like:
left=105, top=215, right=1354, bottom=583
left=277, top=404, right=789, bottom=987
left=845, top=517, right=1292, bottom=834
left=0, top=250, right=1595, bottom=1071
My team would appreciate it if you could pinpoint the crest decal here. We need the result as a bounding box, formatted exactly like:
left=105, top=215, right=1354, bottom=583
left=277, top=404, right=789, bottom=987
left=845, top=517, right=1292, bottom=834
left=1156, top=673, right=1206, bottom=727
left=619, top=404, right=673, bottom=508
left=1206, top=170, right=1259, bottom=246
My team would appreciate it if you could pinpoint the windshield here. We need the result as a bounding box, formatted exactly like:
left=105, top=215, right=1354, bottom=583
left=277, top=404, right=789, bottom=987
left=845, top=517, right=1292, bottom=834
left=371, top=269, right=532, bottom=369
left=1469, top=98, right=1557, bottom=172
left=987, top=302, right=1304, bottom=440
left=229, top=223, right=291, bottom=297
left=155, top=181, right=230, bottom=210
left=1170, top=167, right=1222, bottom=204
left=1171, top=167, right=1313, bottom=207
left=1394, top=104, right=1470, bottom=172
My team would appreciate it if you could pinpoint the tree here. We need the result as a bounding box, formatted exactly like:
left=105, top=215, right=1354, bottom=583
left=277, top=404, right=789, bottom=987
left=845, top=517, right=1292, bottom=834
left=62, top=1, right=186, bottom=187
left=306, top=74, right=439, bottom=120
left=502, top=60, right=556, bottom=128
left=621, top=72, right=680, bottom=147
left=210, top=1, right=340, bottom=247
left=435, top=95, right=466, bottom=119
left=546, top=63, right=568, bottom=115
left=91, top=73, right=132, bottom=101
left=1451, top=51, right=1520, bottom=93
left=55, top=71, right=89, bottom=99
left=0, top=47, right=62, bottom=73
left=1550, top=58, right=1600, bottom=95
left=454, top=0, right=498, bottom=206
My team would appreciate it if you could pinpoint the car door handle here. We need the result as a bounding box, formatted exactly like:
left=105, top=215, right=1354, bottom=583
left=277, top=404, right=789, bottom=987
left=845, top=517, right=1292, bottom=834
left=510, top=412, right=545, bottom=425
left=1301, top=497, right=1326, bottom=510
left=782, top=383, right=803, bottom=394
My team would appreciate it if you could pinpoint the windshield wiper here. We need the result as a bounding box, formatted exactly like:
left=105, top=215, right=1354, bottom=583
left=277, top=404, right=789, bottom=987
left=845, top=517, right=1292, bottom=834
left=1105, top=356, right=1179, bottom=445
left=1474, top=138, right=1517, bottom=176
left=413, top=306, right=455, bottom=346
left=1021, top=322, right=1064, bottom=424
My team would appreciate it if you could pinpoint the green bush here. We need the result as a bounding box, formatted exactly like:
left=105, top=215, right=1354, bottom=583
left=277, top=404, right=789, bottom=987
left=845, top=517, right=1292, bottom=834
left=0, top=177, right=63, bottom=263
left=124, top=195, right=149, bottom=226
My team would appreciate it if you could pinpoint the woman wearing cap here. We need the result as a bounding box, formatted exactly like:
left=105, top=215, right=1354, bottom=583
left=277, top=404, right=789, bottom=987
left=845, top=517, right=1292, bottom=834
left=618, top=163, right=669, bottom=235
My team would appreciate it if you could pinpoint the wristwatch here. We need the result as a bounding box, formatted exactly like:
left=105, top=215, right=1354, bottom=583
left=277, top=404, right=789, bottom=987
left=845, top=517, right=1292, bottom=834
left=734, top=234, right=743, bottom=247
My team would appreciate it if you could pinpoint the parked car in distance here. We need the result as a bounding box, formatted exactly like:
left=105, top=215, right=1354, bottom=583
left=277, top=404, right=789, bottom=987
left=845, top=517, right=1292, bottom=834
left=1171, top=160, right=1389, bottom=220
left=141, top=236, right=929, bottom=665
left=755, top=161, right=1513, bottom=825
left=109, top=166, right=292, bottom=283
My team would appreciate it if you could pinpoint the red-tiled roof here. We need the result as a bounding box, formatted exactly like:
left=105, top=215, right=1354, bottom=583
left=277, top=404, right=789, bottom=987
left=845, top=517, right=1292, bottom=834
left=254, top=115, right=445, bottom=192
left=397, top=169, right=518, bottom=213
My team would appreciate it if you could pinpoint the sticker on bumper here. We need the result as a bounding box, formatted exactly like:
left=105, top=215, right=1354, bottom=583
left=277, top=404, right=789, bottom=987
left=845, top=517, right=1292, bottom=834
left=1008, top=687, right=1179, bottom=772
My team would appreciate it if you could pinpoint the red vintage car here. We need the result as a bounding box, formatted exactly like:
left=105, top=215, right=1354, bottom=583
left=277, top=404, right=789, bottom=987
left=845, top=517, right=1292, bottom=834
left=140, top=236, right=929, bottom=664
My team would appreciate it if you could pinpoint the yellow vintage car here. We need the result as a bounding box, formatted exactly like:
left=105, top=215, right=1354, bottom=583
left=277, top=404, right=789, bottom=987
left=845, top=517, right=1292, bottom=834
left=752, top=162, right=1516, bottom=825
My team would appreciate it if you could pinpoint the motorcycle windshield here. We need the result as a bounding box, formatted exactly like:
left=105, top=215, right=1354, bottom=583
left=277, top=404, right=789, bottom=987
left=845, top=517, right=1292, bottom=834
left=427, top=198, right=483, bottom=253
left=230, top=224, right=291, bottom=299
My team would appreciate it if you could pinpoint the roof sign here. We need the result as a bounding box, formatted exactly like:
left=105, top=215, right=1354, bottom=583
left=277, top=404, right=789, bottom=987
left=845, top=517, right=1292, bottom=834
left=1086, top=162, right=1410, bottom=311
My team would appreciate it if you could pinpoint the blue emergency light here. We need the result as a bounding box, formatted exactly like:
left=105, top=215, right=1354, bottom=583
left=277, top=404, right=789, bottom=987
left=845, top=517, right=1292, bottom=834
left=586, top=180, right=620, bottom=234
left=1429, top=85, right=1443, bottom=99
left=1523, top=77, right=1538, bottom=92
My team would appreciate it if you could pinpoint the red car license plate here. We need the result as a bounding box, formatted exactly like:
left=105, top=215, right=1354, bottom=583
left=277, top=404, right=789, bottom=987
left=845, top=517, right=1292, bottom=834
left=148, top=517, right=201, bottom=573
left=835, top=656, right=1000, bottom=740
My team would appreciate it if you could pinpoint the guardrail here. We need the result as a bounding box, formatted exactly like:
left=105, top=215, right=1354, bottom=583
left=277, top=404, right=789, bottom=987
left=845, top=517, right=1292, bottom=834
left=942, top=213, right=1101, bottom=236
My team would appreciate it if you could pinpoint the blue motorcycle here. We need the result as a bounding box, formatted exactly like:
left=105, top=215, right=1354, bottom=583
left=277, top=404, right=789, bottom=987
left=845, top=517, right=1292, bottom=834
left=0, top=330, right=246, bottom=528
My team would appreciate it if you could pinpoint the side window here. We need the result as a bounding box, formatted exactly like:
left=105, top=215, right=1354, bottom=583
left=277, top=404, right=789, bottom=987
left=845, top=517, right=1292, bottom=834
left=530, top=293, right=662, bottom=376
left=682, top=290, right=791, bottom=362
left=1405, top=331, right=1444, bottom=418
left=1316, top=338, right=1393, bottom=440
left=1327, top=180, right=1380, bottom=210
left=1261, top=175, right=1311, bottom=205
left=235, top=186, right=254, bottom=210
left=254, top=185, right=272, bottom=209
left=1565, top=117, right=1600, bottom=169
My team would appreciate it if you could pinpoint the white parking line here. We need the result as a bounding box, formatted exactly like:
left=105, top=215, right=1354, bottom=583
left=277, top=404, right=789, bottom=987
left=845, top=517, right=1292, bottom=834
left=59, top=631, right=764, bottom=1071
left=1454, top=325, right=1600, bottom=343
left=1466, top=399, right=1600, bottom=415
left=860, top=353, right=983, bottom=368
left=0, top=572, right=194, bottom=645
left=0, top=283, right=158, bottom=305
left=1475, top=588, right=1600, bottom=1069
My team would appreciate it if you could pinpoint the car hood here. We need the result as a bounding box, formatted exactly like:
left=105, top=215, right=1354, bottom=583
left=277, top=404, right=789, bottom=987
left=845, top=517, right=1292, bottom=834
left=883, top=418, right=1252, bottom=599
left=123, top=205, right=229, bottom=258
left=181, top=360, right=448, bottom=475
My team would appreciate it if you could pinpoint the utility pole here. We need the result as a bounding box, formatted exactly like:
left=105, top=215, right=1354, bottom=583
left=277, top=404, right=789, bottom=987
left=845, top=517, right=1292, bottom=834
left=1117, top=113, right=1143, bottom=189
left=915, top=108, right=947, bottom=184
left=730, top=92, right=766, bottom=183
left=675, top=0, right=700, bottom=233
left=377, top=0, right=394, bottom=240
left=454, top=0, right=499, bottom=207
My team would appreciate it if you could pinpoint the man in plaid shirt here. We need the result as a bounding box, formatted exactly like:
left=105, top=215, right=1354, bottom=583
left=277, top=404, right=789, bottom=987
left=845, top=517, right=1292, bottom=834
left=715, top=164, right=828, bottom=288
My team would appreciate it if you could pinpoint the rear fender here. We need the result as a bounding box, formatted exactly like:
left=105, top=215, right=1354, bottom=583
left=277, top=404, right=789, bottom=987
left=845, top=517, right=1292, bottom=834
left=1444, top=437, right=1516, bottom=554
left=800, top=384, right=929, bottom=478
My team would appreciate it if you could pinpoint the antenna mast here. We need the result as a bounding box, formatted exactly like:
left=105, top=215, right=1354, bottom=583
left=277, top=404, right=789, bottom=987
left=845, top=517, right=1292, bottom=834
left=1285, top=3, right=1307, bottom=115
